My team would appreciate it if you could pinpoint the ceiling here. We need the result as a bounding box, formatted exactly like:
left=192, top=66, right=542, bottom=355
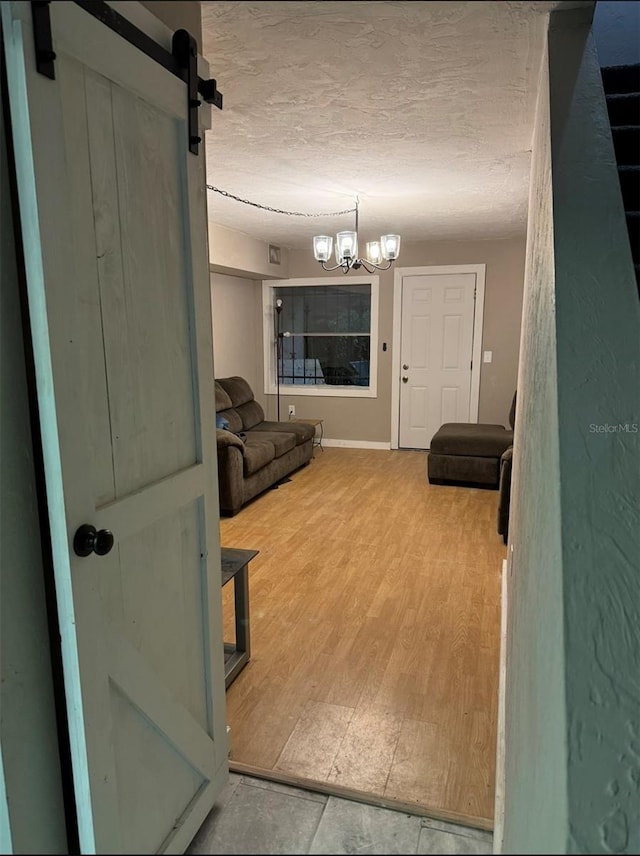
left=200, top=1, right=562, bottom=250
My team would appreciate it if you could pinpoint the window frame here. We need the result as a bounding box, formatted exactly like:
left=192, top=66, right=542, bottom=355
left=262, top=276, right=379, bottom=398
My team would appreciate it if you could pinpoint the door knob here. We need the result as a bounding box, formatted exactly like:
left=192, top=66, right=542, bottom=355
left=73, top=524, right=115, bottom=557
left=403, top=364, right=409, bottom=370
left=402, top=376, right=408, bottom=383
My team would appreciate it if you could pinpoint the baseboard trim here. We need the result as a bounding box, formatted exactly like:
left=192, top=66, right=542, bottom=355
left=322, top=439, right=392, bottom=450
left=493, top=556, right=509, bottom=854
left=228, top=760, right=493, bottom=831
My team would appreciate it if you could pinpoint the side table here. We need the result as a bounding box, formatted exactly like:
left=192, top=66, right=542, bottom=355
left=220, top=547, right=258, bottom=688
left=290, top=417, right=324, bottom=453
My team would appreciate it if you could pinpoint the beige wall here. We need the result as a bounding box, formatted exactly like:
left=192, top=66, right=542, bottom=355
left=207, top=222, right=526, bottom=440
left=211, top=273, right=265, bottom=408
left=139, top=1, right=202, bottom=44
left=274, top=236, right=526, bottom=442
left=209, top=222, right=290, bottom=280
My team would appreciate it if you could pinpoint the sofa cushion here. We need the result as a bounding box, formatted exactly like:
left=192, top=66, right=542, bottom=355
left=237, top=399, right=265, bottom=431
left=215, top=381, right=233, bottom=413
left=430, top=423, right=513, bottom=458
left=217, top=407, right=243, bottom=434
left=245, top=429, right=296, bottom=458
left=242, top=436, right=276, bottom=476
left=250, top=420, right=315, bottom=445
left=218, top=376, right=254, bottom=408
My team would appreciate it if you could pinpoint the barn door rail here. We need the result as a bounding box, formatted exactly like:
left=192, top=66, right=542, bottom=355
left=30, top=0, right=222, bottom=154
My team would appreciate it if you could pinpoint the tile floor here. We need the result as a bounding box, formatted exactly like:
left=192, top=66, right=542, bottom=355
left=187, top=773, right=494, bottom=855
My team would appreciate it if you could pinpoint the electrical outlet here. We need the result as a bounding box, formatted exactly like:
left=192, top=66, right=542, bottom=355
left=288, top=404, right=296, bottom=418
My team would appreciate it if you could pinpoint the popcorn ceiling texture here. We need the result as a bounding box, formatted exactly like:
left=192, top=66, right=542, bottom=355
left=201, top=1, right=561, bottom=247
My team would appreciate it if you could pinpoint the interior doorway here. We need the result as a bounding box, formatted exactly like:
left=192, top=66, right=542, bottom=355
left=391, top=265, right=485, bottom=450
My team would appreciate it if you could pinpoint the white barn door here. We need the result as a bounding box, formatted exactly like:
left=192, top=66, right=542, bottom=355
left=2, top=3, right=227, bottom=852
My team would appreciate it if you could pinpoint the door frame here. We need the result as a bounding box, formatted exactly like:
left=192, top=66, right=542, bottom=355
left=390, top=264, right=486, bottom=450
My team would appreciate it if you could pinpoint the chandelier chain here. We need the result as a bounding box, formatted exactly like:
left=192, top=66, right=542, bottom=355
left=206, top=185, right=356, bottom=218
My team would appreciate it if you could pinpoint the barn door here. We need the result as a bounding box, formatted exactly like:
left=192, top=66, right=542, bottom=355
left=2, top=2, right=227, bottom=852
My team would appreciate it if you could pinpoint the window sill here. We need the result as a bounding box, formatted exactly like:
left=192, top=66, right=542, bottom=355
left=265, top=384, right=377, bottom=399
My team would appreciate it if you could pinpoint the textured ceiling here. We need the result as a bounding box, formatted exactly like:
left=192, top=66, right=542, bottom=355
left=201, top=1, right=560, bottom=249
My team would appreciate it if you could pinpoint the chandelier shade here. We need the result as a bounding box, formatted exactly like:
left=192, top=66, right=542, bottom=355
left=312, top=235, right=333, bottom=262
left=313, top=198, right=401, bottom=274
left=335, top=231, right=358, bottom=264
left=381, top=234, right=401, bottom=260
left=365, top=240, right=382, bottom=265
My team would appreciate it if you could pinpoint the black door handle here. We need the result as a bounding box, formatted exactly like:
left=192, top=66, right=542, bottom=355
left=73, top=524, right=115, bottom=557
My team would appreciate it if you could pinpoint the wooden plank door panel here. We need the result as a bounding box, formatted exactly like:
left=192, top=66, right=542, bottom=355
left=85, top=69, right=199, bottom=499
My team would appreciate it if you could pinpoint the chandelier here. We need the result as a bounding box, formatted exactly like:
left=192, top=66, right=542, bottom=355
left=312, top=198, right=401, bottom=274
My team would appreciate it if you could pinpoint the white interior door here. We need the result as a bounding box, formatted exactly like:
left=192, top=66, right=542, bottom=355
left=2, top=3, right=227, bottom=852
left=398, top=272, right=477, bottom=449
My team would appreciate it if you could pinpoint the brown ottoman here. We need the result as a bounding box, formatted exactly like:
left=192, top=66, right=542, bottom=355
left=427, top=422, right=514, bottom=488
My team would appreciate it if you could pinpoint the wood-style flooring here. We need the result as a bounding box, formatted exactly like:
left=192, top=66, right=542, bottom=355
left=219, top=448, right=506, bottom=830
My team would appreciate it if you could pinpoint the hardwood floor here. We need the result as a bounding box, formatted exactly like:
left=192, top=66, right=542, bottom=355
left=219, top=448, right=506, bottom=830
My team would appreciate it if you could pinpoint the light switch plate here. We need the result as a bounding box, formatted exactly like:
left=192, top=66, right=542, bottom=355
left=483, top=350, right=493, bottom=363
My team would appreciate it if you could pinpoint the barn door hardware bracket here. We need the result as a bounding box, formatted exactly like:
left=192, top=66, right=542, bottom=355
left=172, top=28, right=222, bottom=155
left=32, top=2, right=224, bottom=154
left=31, top=1, right=56, bottom=80
left=172, top=29, right=200, bottom=154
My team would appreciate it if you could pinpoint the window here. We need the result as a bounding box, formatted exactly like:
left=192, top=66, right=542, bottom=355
left=263, top=276, right=379, bottom=398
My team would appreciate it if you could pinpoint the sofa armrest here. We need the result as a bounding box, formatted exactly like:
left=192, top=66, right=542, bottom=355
left=216, top=428, right=245, bottom=450
left=215, top=436, right=244, bottom=515
left=497, top=445, right=513, bottom=543
left=500, top=446, right=513, bottom=466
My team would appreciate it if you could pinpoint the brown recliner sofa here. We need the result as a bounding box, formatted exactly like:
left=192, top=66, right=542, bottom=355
left=215, top=376, right=314, bottom=516
left=427, top=392, right=516, bottom=489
